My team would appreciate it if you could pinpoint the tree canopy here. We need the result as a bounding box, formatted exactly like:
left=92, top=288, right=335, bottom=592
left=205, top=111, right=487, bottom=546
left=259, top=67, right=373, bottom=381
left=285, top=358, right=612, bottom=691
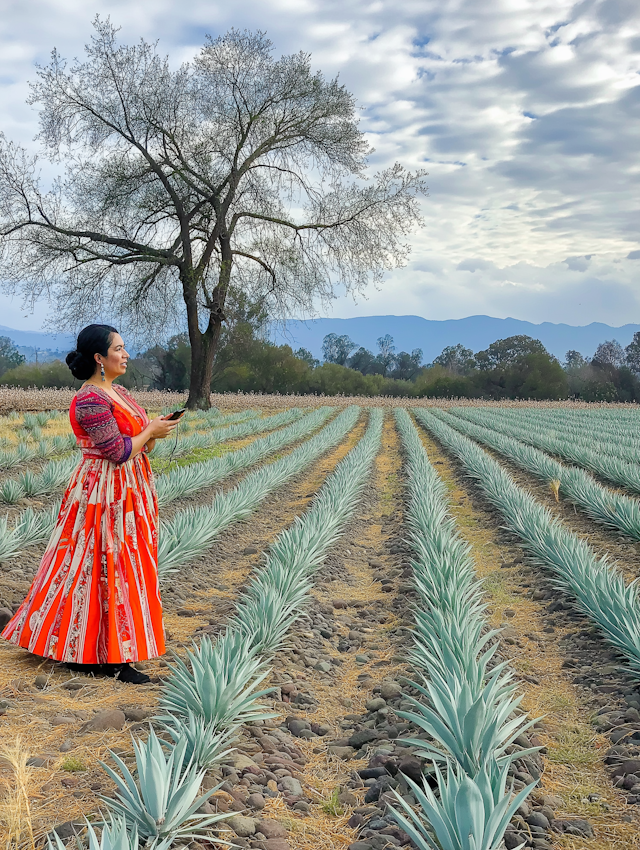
left=0, top=337, right=25, bottom=377
left=593, top=339, right=625, bottom=368
left=474, top=335, right=548, bottom=370
left=0, top=19, right=427, bottom=407
left=433, top=343, right=475, bottom=375
left=322, top=333, right=358, bottom=366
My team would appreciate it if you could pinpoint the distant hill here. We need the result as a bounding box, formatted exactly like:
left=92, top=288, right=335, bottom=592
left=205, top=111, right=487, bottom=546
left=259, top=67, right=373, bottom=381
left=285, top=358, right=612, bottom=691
left=0, top=324, right=75, bottom=358
left=1, top=316, right=639, bottom=366
left=271, top=315, right=640, bottom=363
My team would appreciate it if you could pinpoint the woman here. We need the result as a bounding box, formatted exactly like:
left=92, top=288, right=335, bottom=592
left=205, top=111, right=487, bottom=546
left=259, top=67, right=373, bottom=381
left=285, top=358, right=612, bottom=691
left=1, top=324, right=179, bottom=684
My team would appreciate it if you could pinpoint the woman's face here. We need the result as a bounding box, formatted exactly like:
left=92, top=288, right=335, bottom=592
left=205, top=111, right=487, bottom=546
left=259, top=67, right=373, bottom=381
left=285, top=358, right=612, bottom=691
left=97, top=333, right=129, bottom=379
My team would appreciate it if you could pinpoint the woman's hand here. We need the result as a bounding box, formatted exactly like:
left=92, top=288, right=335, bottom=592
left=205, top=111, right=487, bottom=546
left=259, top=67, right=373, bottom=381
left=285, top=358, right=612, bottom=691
left=147, top=415, right=181, bottom=440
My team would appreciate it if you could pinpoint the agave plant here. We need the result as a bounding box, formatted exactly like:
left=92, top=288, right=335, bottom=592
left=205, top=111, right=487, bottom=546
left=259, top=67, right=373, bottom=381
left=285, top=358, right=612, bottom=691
left=0, top=501, right=59, bottom=562
left=398, top=670, right=539, bottom=775
left=23, top=413, right=39, bottom=431
left=46, top=814, right=158, bottom=850
left=18, top=470, right=39, bottom=497
left=231, top=582, right=312, bottom=656
left=409, top=614, right=505, bottom=697
left=100, top=729, right=231, bottom=843
left=159, top=632, right=276, bottom=727
left=0, top=478, right=24, bottom=504
left=14, top=503, right=59, bottom=547
left=389, top=760, right=536, bottom=850
left=16, top=442, right=38, bottom=461
left=160, top=710, right=239, bottom=770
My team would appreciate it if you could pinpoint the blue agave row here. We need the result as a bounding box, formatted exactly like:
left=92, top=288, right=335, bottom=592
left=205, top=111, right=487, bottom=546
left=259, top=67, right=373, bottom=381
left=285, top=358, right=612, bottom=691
left=156, top=406, right=333, bottom=506
left=390, top=410, right=536, bottom=850
left=416, top=409, right=640, bottom=681
left=0, top=432, right=77, bottom=470
left=454, top=406, right=640, bottom=494
left=499, top=405, right=640, bottom=449
left=442, top=408, right=640, bottom=542
left=158, top=405, right=361, bottom=576
left=153, top=407, right=305, bottom=458
left=49, top=409, right=382, bottom=849
left=176, top=408, right=258, bottom=433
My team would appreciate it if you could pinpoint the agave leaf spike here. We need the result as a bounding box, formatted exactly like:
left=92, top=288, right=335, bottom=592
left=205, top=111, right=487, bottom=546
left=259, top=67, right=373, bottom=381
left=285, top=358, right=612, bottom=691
left=104, top=742, right=152, bottom=816
left=453, top=775, right=486, bottom=848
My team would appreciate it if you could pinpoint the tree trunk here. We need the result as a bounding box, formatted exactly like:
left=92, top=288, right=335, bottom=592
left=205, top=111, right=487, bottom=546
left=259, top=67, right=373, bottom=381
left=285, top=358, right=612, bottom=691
left=186, top=320, right=223, bottom=409
left=182, top=237, right=232, bottom=409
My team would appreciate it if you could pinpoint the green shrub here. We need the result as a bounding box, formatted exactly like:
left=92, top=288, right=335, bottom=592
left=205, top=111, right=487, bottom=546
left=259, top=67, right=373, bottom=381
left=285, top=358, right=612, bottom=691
left=0, top=360, right=80, bottom=389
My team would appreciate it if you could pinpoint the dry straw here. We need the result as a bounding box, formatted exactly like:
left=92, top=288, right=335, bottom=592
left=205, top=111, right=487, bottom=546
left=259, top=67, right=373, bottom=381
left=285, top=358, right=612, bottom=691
left=1, top=386, right=639, bottom=413
left=0, top=736, right=36, bottom=850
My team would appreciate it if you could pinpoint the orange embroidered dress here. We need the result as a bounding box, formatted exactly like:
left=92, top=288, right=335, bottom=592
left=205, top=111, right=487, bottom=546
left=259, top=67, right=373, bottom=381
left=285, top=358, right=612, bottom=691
left=1, top=385, right=165, bottom=664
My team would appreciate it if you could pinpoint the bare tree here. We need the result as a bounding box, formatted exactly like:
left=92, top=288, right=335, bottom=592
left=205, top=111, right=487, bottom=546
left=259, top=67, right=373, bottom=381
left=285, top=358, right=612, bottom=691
left=593, top=339, right=625, bottom=368
left=321, top=333, right=358, bottom=366
left=0, top=20, right=428, bottom=407
left=625, top=332, right=640, bottom=374
left=376, top=334, right=396, bottom=376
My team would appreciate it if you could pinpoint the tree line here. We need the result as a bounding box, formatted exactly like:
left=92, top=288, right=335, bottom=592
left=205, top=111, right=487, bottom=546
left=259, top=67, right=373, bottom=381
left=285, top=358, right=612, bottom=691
left=4, top=313, right=640, bottom=402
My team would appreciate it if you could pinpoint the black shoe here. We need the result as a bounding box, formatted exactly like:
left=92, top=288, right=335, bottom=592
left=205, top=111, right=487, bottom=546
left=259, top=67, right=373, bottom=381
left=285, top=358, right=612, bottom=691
left=63, top=662, right=100, bottom=674
left=109, top=663, right=151, bottom=685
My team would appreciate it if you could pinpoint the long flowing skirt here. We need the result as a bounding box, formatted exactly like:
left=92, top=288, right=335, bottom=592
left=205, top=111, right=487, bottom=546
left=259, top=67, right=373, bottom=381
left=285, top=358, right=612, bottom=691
left=1, top=452, right=165, bottom=664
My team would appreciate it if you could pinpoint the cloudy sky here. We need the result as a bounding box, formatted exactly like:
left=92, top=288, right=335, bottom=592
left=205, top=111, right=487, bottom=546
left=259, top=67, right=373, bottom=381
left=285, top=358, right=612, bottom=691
left=1, top=0, right=639, bottom=331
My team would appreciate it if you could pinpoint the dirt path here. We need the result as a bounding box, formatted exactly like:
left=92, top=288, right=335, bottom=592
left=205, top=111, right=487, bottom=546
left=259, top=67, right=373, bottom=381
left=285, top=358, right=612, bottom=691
left=416, top=422, right=640, bottom=850
left=147, top=411, right=406, bottom=850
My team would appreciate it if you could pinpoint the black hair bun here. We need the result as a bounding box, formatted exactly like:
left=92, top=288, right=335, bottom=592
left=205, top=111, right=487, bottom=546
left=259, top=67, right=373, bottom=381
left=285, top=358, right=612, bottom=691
left=66, top=349, right=95, bottom=381
left=66, top=324, right=118, bottom=382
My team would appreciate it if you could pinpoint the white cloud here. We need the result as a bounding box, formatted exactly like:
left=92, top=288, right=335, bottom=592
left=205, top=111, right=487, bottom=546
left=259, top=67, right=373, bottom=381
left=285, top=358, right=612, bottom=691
left=0, top=0, right=639, bottom=330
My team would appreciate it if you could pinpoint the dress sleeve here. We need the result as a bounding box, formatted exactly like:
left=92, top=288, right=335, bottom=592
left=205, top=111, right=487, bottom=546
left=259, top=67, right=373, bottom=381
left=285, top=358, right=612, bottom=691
left=74, top=392, right=132, bottom=464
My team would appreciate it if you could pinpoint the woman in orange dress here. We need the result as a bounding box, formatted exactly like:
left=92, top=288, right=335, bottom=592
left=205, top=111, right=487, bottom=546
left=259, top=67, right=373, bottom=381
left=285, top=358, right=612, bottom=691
left=1, top=324, right=180, bottom=685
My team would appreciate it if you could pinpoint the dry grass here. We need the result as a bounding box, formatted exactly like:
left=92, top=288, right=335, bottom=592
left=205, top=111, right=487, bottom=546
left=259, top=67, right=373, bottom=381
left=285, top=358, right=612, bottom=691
left=1, top=386, right=639, bottom=412
left=262, top=793, right=358, bottom=850
left=0, top=640, right=165, bottom=843
left=0, top=737, right=36, bottom=850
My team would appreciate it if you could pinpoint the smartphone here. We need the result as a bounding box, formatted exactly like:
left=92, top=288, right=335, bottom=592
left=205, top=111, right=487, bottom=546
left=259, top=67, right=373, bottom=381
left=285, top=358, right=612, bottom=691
left=166, top=408, right=186, bottom=421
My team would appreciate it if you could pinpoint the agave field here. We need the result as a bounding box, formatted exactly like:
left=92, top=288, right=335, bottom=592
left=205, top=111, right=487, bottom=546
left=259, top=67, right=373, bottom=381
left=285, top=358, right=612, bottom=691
left=1, top=395, right=640, bottom=850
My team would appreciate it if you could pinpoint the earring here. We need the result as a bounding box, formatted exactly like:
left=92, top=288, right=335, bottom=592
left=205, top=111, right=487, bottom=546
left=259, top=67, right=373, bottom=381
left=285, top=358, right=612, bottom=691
left=100, top=362, right=105, bottom=382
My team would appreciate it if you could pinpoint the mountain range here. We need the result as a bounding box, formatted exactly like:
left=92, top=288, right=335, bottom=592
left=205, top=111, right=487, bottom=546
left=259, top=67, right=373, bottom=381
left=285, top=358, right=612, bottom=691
left=1, top=316, right=639, bottom=365
left=271, top=315, right=640, bottom=363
